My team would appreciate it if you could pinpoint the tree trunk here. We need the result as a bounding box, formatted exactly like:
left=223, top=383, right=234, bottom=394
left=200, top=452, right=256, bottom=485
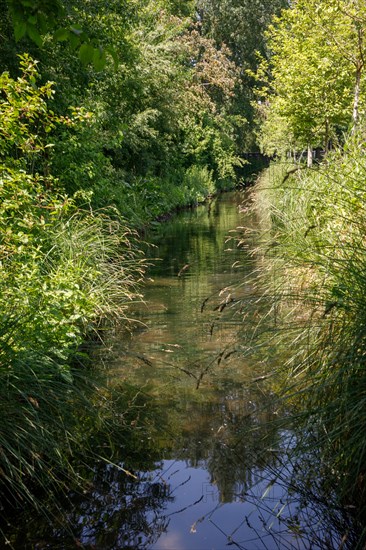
left=324, top=118, right=330, bottom=153
left=352, top=27, right=364, bottom=132
left=352, top=66, right=361, bottom=131
left=307, top=144, right=313, bottom=167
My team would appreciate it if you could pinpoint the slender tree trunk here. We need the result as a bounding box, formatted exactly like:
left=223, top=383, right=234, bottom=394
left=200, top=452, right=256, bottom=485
left=324, top=118, right=330, bottom=153
left=352, top=64, right=362, bottom=131
left=307, top=144, right=313, bottom=167
left=352, top=26, right=364, bottom=132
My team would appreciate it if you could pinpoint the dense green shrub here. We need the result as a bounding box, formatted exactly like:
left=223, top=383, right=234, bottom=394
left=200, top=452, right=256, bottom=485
left=111, top=165, right=218, bottom=224
left=0, top=55, right=144, bottom=512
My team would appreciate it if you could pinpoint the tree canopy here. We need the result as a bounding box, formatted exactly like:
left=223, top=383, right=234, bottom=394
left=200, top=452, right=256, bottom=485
left=256, top=0, right=366, bottom=156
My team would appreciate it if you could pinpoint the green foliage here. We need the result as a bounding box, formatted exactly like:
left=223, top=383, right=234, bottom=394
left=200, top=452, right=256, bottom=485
left=0, top=1, right=245, bottom=222
left=0, top=56, right=144, bottom=515
left=246, top=0, right=366, bottom=528
left=0, top=55, right=55, bottom=161
left=197, top=0, right=288, bottom=146
left=5, top=0, right=128, bottom=71
left=256, top=0, right=366, bottom=154
left=182, top=164, right=215, bottom=199
left=0, top=0, right=257, bottom=522
left=8, top=0, right=63, bottom=44
left=248, top=129, right=366, bottom=520
left=45, top=5, right=242, bottom=215
left=114, top=165, right=217, bottom=224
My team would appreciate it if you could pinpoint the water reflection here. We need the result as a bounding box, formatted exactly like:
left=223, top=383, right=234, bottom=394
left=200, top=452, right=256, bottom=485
left=5, top=192, right=358, bottom=548
left=6, top=412, right=298, bottom=549
left=112, top=191, right=258, bottom=391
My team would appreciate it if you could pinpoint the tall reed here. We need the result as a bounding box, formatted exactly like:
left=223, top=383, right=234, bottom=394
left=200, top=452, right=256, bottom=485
left=239, top=130, right=366, bottom=538
left=0, top=56, right=145, bottom=522
left=0, top=170, right=145, bottom=523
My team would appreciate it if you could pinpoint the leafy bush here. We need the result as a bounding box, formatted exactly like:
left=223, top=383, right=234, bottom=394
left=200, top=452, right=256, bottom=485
left=0, top=55, right=144, bottom=513
left=181, top=165, right=215, bottom=201
left=112, top=165, right=217, bottom=224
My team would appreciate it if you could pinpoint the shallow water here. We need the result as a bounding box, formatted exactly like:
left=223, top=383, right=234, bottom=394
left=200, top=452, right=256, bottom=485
left=95, top=191, right=333, bottom=549
left=6, top=192, right=347, bottom=549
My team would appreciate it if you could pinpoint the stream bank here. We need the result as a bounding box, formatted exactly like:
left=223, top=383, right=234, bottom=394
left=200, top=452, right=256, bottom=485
left=4, top=190, right=361, bottom=549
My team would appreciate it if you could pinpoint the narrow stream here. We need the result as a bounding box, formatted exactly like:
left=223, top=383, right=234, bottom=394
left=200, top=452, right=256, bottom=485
left=7, top=191, right=347, bottom=548
left=95, top=191, right=336, bottom=549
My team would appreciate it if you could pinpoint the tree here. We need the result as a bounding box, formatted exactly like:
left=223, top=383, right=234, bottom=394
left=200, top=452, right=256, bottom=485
left=4, top=0, right=137, bottom=71
left=196, top=0, right=288, bottom=150
left=256, top=0, right=366, bottom=158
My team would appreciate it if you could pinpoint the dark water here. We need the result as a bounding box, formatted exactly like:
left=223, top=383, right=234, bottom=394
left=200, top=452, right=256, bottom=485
left=7, top=192, right=347, bottom=549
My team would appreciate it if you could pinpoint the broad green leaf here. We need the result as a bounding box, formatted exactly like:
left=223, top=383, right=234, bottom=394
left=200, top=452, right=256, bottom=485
left=14, top=20, right=27, bottom=42
left=53, top=27, right=69, bottom=42
left=69, top=32, right=80, bottom=50
left=27, top=24, right=42, bottom=47
left=38, top=13, right=48, bottom=34
left=78, top=43, right=94, bottom=65
left=92, top=47, right=107, bottom=72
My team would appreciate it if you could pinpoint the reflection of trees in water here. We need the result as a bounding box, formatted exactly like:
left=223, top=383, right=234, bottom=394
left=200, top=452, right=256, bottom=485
left=7, top=385, right=363, bottom=548
left=171, top=383, right=282, bottom=503
left=191, top=396, right=365, bottom=548
left=64, top=463, right=173, bottom=549
left=6, top=461, right=174, bottom=549
left=146, top=193, right=246, bottom=278
left=231, top=447, right=366, bottom=550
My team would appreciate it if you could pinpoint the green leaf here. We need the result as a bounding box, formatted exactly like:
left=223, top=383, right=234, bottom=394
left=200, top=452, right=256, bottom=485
left=78, top=43, right=94, bottom=65
left=107, top=46, right=119, bottom=71
left=38, top=13, right=48, bottom=34
left=14, top=20, right=27, bottom=42
left=92, top=47, right=107, bottom=72
left=69, top=32, right=80, bottom=50
left=27, top=24, right=42, bottom=47
left=53, top=27, right=69, bottom=42
left=59, top=368, right=74, bottom=383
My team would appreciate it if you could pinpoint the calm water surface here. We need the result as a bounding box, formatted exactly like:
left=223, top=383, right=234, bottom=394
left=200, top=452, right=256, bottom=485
left=96, top=191, right=334, bottom=549
left=8, top=192, right=343, bottom=549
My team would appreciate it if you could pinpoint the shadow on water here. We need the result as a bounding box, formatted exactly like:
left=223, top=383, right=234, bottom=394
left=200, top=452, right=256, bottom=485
left=4, top=192, right=364, bottom=548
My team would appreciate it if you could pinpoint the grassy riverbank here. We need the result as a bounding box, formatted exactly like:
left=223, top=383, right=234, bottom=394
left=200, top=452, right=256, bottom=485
left=0, top=58, right=147, bottom=521
left=0, top=52, right=238, bottom=523
left=247, top=131, right=366, bottom=539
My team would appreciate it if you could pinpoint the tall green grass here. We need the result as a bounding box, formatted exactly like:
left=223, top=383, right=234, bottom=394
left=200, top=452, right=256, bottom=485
left=241, top=131, right=366, bottom=533
left=0, top=176, right=144, bottom=510
left=113, top=164, right=218, bottom=224
left=0, top=57, right=145, bottom=521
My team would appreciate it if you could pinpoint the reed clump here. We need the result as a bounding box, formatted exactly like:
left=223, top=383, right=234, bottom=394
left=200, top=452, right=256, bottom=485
left=246, top=129, right=366, bottom=529
left=0, top=172, right=144, bottom=514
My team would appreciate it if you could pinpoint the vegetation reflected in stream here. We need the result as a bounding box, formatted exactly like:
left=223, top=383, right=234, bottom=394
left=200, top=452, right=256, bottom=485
left=6, top=192, right=352, bottom=549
